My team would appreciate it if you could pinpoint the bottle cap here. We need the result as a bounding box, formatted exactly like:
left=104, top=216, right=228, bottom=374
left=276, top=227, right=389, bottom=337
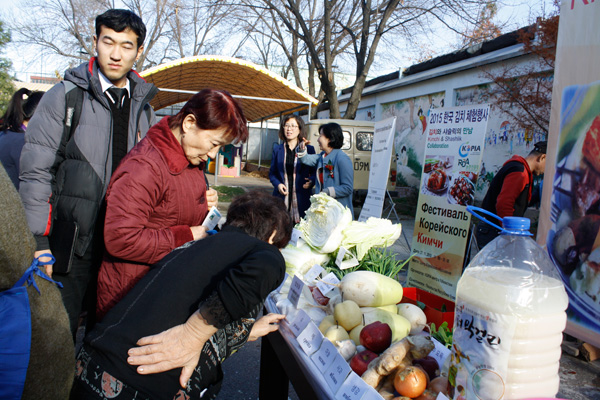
left=502, top=217, right=530, bottom=233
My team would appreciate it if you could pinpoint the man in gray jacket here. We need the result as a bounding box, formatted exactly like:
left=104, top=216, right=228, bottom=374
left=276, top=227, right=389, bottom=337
left=19, top=9, right=158, bottom=337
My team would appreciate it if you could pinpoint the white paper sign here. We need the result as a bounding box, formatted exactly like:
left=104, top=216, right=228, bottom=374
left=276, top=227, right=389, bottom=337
left=296, top=322, right=323, bottom=356
left=289, top=228, right=301, bottom=247
left=436, top=394, right=450, bottom=400
left=335, top=372, right=370, bottom=400
left=316, top=272, right=340, bottom=296
left=304, top=264, right=325, bottom=283
left=359, top=117, right=397, bottom=221
left=310, top=338, right=338, bottom=373
left=359, top=385, right=384, bottom=400
left=287, top=275, right=304, bottom=307
left=429, top=337, right=451, bottom=369
left=324, top=354, right=352, bottom=394
left=288, top=309, right=311, bottom=337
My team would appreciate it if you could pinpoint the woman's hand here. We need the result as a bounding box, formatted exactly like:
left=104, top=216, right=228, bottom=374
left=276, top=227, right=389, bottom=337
left=302, top=178, right=313, bottom=190
left=248, top=313, right=286, bottom=341
left=206, top=188, right=218, bottom=209
left=190, top=225, right=208, bottom=241
left=298, top=138, right=309, bottom=153
left=277, top=183, right=288, bottom=196
left=34, top=250, right=54, bottom=277
left=127, top=311, right=217, bottom=388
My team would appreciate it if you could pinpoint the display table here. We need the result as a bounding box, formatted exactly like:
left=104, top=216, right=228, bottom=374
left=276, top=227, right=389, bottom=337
left=259, top=295, right=381, bottom=400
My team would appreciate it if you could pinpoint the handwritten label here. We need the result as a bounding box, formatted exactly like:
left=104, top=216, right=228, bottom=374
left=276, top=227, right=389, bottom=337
left=289, top=228, right=301, bottom=247
left=359, top=385, right=385, bottom=400
left=335, top=246, right=359, bottom=270
left=324, top=354, right=352, bottom=394
left=335, top=372, right=369, bottom=400
left=304, top=264, right=325, bottom=283
left=310, top=337, right=337, bottom=373
left=296, top=322, right=323, bottom=356
left=288, top=309, right=311, bottom=337
left=429, top=337, right=451, bottom=368
left=316, top=272, right=340, bottom=296
left=287, top=275, right=304, bottom=308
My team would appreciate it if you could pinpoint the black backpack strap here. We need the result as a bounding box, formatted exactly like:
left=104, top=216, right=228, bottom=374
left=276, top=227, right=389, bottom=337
left=58, top=81, right=84, bottom=157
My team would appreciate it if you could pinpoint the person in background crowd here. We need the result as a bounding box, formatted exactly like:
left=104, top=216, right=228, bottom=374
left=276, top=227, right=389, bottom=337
left=298, top=122, right=355, bottom=218
left=269, top=114, right=316, bottom=223
left=71, top=191, right=290, bottom=400
left=96, top=88, right=248, bottom=320
left=18, top=9, right=160, bottom=337
left=475, top=141, right=547, bottom=248
left=0, top=89, right=44, bottom=189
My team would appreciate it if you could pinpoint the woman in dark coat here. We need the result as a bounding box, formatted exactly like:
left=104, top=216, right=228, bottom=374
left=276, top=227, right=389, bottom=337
left=269, top=115, right=316, bottom=223
left=70, top=192, right=291, bottom=400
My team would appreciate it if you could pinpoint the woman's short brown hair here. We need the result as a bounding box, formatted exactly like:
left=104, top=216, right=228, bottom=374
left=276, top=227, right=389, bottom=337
left=278, top=115, right=306, bottom=143
left=225, top=191, right=292, bottom=248
left=169, top=88, right=249, bottom=143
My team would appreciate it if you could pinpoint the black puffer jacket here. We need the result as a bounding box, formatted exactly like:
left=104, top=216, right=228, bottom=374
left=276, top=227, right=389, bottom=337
left=19, top=59, right=158, bottom=254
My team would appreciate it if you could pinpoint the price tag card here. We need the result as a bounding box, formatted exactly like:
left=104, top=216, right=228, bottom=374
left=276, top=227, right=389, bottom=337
left=429, top=337, right=451, bottom=369
left=436, top=394, right=450, bottom=400
left=324, top=353, right=352, bottom=394
left=287, top=275, right=304, bottom=308
left=304, top=264, right=325, bottom=283
left=288, top=309, right=311, bottom=337
left=335, top=372, right=370, bottom=400
left=275, top=272, right=289, bottom=293
left=289, top=228, right=301, bottom=247
left=296, top=322, right=323, bottom=356
left=335, top=246, right=348, bottom=267
left=309, top=337, right=337, bottom=373
left=336, top=246, right=359, bottom=270
left=316, top=272, right=340, bottom=296
left=358, top=385, right=383, bottom=400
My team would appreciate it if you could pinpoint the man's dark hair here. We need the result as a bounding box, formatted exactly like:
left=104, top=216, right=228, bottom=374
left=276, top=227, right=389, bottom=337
left=96, top=9, right=146, bottom=48
left=225, top=191, right=292, bottom=248
left=529, top=140, right=547, bottom=156
left=319, top=122, right=344, bottom=149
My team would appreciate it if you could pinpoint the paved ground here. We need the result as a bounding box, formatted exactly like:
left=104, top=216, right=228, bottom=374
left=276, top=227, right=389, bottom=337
left=212, top=171, right=600, bottom=400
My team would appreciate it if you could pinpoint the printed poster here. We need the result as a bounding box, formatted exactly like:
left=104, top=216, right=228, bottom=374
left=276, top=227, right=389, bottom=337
left=359, top=117, right=396, bottom=221
left=407, top=104, right=489, bottom=301
left=539, top=0, right=600, bottom=347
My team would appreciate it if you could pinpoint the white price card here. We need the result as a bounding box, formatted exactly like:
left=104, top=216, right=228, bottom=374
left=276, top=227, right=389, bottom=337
left=296, top=322, right=323, bottom=356
left=436, top=394, right=450, bottom=400
left=289, top=228, right=301, bottom=247
left=429, top=337, right=451, bottom=369
left=304, top=264, right=325, bottom=283
left=324, top=353, right=352, bottom=394
left=316, top=272, right=340, bottom=296
left=287, top=275, right=304, bottom=308
left=288, top=309, right=311, bottom=337
left=358, top=385, right=382, bottom=400
left=336, top=246, right=359, bottom=270
left=310, top=337, right=338, bottom=373
left=335, top=372, right=370, bottom=400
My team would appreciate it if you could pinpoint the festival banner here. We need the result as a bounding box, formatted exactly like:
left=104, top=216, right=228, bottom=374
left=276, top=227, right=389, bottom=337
left=359, top=117, right=396, bottom=221
left=407, top=104, right=489, bottom=301
left=538, top=0, right=600, bottom=347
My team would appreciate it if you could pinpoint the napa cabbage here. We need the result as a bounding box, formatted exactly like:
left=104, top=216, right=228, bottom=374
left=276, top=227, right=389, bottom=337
left=341, top=217, right=402, bottom=260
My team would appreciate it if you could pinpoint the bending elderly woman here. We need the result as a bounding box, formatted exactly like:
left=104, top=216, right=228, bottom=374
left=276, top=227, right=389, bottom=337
left=71, top=191, right=291, bottom=399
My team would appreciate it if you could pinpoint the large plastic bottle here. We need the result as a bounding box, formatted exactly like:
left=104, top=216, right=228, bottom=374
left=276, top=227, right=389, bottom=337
left=451, top=216, right=568, bottom=399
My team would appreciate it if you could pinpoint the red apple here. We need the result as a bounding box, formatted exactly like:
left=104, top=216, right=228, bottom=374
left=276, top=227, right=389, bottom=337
left=360, top=321, right=392, bottom=353
left=349, top=349, right=378, bottom=376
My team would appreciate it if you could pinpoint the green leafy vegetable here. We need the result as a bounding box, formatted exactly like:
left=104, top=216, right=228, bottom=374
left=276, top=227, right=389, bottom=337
left=430, top=321, right=453, bottom=349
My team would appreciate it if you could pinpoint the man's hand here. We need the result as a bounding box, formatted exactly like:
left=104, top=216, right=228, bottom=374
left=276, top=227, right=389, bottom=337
left=248, top=313, right=285, bottom=341
left=277, top=183, right=288, bottom=196
left=127, top=311, right=217, bottom=388
left=206, top=188, right=218, bottom=209
left=34, top=249, right=54, bottom=277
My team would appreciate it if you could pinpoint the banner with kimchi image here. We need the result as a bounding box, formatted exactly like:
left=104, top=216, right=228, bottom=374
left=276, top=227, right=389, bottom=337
left=538, top=0, right=600, bottom=347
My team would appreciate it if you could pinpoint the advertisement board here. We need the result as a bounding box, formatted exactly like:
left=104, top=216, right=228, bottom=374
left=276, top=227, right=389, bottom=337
left=407, top=105, right=489, bottom=301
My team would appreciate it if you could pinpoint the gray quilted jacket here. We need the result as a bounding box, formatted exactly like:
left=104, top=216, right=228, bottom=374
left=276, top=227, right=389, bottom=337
left=19, top=59, right=158, bottom=254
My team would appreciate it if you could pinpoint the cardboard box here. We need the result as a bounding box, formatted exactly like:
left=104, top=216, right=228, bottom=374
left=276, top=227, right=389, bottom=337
left=400, top=287, right=455, bottom=329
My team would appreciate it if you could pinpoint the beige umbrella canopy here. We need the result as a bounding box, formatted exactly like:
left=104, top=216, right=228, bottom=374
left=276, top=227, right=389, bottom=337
left=140, top=55, right=318, bottom=122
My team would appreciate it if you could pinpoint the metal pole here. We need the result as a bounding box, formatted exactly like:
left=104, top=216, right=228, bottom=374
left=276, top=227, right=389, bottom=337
left=258, top=120, right=264, bottom=167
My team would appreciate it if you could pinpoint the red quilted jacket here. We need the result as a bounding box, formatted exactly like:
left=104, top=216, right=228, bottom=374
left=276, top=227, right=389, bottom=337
left=96, top=117, right=209, bottom=320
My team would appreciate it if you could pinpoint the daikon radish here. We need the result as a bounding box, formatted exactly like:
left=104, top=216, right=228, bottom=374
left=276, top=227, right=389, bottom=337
left=397, top=303, right=427, bottom=335
left=340, top=271, right=403, bottom=307
left=360, top=305, right=398, bottom=314
left=363, top=309, right=411, bottom=343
